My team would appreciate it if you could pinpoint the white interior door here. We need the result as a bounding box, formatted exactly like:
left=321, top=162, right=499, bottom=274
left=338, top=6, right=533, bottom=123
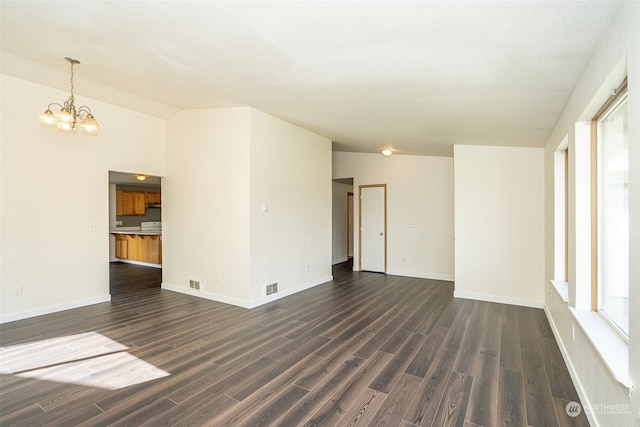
left=360, top=185, right=386, bottom=272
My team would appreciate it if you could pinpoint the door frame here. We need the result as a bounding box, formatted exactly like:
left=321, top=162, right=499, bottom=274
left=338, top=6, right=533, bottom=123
left=358, top=184, right=387, bottom=272
left=347, top=192, right=354, bottom=259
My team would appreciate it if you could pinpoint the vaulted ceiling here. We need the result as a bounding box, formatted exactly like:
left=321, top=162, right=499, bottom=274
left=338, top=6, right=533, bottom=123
left=0, top=1, right=624, bottom=156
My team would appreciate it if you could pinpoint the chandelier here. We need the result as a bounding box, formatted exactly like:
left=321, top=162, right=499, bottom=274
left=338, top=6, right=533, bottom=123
left=38, top=57, right=99, bottom=132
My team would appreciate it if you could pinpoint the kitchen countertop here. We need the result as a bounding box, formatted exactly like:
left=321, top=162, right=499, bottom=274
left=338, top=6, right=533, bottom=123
left=110, top=227, right=161, bottom=236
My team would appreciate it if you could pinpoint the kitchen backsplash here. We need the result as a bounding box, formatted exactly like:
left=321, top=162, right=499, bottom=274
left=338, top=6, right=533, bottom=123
left=117, top=207, right=161, bottom=227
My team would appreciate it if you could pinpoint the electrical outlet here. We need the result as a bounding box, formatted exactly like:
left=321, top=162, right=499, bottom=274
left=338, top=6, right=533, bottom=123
left=216, top=273, right=222, bottom=282
left=306, top=265, right=310, bottom=272
left=571, top=323, right=575, bottom=341
left=13, top=286, right=22, bottom=296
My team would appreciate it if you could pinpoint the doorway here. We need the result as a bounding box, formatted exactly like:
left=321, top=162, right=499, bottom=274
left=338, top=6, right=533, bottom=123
left=347, top=192, right=354, bottom=259
left=108, top=171, right=163, bottom=296
left=359, top=184, right=387, bottom=273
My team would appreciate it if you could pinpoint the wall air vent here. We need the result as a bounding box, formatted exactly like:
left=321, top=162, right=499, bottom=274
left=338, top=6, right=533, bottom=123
left=266, top=282, right=278, bottom=296
left=189, top=279, right=202, bottom=290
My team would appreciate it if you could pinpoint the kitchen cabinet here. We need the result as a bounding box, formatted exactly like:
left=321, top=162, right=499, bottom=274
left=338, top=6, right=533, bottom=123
left=128, top=234, right=162, bottom=264
left=116, top=191, right=146, bottom=216
left=112, top=233, right=162, bottom=265
left=145, top=192, right=161, bottom=205
left=114, top=234, right=128, bottom=259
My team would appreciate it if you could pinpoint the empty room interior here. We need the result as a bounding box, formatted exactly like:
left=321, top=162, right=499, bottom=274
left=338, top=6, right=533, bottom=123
left=1, top=1, right=638, bottom=426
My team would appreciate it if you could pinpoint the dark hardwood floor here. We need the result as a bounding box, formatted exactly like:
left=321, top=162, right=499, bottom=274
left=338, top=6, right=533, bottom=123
left=0, top=262, right=589, bottom=426
left=109, top=262, right=162, bottom=297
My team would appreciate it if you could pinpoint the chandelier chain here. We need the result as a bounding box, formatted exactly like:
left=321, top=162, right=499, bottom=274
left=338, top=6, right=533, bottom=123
left=69, top=60, right=74, bottom=101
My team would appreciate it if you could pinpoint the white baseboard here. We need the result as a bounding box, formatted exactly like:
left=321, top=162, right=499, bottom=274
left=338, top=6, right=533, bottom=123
left=386, top=269, right=454, bottom=282
left=161, top=283, right=251, bottom=308
left=113, top=259, right=162, bottom=269
left=453, top=290, right=544, bottom=308
left=544, top=305, right=598, bottom=427
left=0, top=295, right=112, bottom=324
left=249, top=275, right=333, bottom=308
left=162, top=275, right=333, bottom=309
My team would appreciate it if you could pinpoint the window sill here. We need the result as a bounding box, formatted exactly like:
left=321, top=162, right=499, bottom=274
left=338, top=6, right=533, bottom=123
left=569, top=308, right=632, bottom=393
left=550, top=279, right=569, bottom=302
left=550, top=280, right=633, bottom=394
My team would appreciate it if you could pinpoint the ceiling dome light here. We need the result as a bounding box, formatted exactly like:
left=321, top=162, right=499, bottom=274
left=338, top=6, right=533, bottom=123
left=136, top=175, right=147, bottom=181
left=382, top=149, right=393, bottom=156
left=38, top=57, right=99, bottom=133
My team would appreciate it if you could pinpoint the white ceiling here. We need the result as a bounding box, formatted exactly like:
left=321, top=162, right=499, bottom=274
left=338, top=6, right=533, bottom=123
left=109, top=171, right=161, bottom=187
left=0, top=1, right=624, bottom=156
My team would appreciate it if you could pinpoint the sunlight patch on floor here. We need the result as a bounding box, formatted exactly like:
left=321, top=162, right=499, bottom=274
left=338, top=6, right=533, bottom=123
left=0, top=332, right=169, bottom=390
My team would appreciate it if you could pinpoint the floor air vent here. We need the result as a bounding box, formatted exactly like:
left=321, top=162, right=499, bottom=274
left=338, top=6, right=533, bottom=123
left=266, top=282, right=278, bottom=295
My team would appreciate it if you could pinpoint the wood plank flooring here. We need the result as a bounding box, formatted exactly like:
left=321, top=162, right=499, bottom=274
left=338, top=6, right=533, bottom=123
left=0, top=262, right=589, bottom=426
left=109, top=262, right=162, bottom=297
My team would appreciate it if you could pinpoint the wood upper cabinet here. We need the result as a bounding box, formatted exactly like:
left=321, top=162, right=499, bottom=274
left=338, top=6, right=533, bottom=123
left=116, top=191, right=146, bottom=216
left=145, top=192, right=161, bottom=205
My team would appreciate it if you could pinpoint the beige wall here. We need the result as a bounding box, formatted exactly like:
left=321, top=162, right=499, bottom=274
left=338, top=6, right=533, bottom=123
left=163, top=107, right=332, bottom=307
left=454, top=145, right=545, bottom=307
left=543, top=3, right=640, bottom=426
left=249, top=109, right=332, bottom=304
left=0, top=74, right=166, bottom=322
left=333, top=152, right=454, bottom=281
left=163, top=107, right=252, bottom=305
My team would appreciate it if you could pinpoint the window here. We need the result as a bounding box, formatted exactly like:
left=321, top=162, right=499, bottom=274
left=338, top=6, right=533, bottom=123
left=592, top=78, right=628, bottom=337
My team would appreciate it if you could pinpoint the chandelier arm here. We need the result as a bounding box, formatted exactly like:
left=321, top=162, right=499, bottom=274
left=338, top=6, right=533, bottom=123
left=76, top=106, right=93, bottom=119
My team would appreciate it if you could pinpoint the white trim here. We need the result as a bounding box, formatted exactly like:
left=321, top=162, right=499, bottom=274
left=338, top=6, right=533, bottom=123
left=248, top=275, right=333, bottom=308
left=569, top=307, right=631, bottom=391
left=543, top=305, right=599, bottom=427
left=550, top=279, right=569, bottom=302
left=547, top=282, right=632, bottom=393
left=453, top=290, right=544, bottom=309
left=114, top=259, right=161, bottom=269
left=161, top=275, right=333, bottom=309
left=0, top=295, right=111, bottom=324
left=332, top=257, right=349, bottom=265
left=386, top=269, right=454, bottom=282
left=161, top=283, right=251, bottom=308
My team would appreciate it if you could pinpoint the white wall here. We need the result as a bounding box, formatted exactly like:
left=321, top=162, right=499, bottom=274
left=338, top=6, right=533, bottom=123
left=249, top=109, right=332, bottom=304
left=163, top=107, right=332, bottom=308
left=163, top=108, right=252, bottom=305
left=544, top=3, right=640, bottom=426
left=454, top=145, right=545, bottom=308
left=0, top=74, right=165, bottom=322
left=332, top=181, right=353, bottom=264
left=333, top=152, right=454, bottom=281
